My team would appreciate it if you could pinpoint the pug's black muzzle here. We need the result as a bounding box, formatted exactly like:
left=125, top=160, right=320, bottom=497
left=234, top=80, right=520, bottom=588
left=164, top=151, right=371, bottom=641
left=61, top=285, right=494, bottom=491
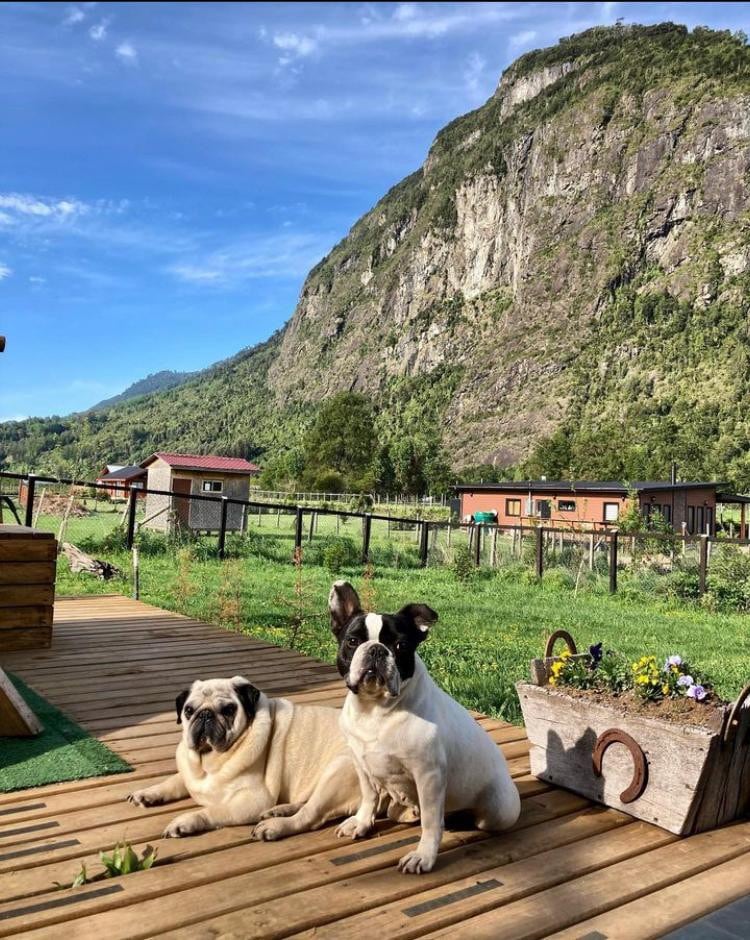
left=189, top=708, right=226, bottom=751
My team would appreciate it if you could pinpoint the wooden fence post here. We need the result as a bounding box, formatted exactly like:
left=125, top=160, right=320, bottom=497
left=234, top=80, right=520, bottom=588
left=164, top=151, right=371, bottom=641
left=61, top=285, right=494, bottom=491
left=588, top=533, right=595, bottom=571
left=217, top=497, right=229, bottom=559
left=699, top=535, right=709, bottom=596
left=490, top=526, right=498, bottom=567
left=474, top=524, right=482, bottom=566
left=24, top=475, right=36, bottom=528
left=419, top=522, right=429, bottom=568
left=609, top=531, right=618, bottom=594
left=132, top=545, right=140, bottom=600
left=125, top=486, right=139, bottom=551
left=362, top=514, right=372, bottom=563
left=294, top=507, right=304, bottom=556
left=308, top=511, right=315, bottom=543
left=535, top=526, right=544, bottom=579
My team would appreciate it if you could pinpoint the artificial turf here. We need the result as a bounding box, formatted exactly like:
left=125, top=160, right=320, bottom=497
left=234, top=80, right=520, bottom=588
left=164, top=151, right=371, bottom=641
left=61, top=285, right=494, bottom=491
left=0, top=674, right=131, bottom=792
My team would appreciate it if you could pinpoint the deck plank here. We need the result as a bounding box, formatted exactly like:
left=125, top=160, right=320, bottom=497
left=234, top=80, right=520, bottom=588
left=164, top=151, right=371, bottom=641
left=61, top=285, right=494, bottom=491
left=0, top=595, right=740, bottom=939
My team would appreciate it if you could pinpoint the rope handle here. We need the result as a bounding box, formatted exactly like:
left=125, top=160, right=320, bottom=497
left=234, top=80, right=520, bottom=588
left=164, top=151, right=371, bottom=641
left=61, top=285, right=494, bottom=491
left=544, top=630, right=578, bottom=659
left=723, top=684, right=750, bottom=744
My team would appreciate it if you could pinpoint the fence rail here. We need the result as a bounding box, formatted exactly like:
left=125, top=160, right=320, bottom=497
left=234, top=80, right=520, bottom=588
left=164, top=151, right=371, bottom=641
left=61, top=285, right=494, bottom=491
left=1, top=470, right=748, bottom=597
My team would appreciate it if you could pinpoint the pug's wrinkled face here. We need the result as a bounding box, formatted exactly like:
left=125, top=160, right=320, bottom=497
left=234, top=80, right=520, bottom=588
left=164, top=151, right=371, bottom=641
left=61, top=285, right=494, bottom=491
left=175, top=676, right=260, bottom=754
left=328, top=581, right=437, bottom=700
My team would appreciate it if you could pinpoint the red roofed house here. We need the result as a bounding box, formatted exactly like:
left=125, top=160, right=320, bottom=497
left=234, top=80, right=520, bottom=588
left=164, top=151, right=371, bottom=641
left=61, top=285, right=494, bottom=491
left=140, top=452, right=260, bottom=533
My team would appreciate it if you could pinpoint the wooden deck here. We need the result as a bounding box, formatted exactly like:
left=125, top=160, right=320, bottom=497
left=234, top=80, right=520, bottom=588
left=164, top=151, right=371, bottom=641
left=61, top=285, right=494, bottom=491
left=0, top=596, right=749, bottom=939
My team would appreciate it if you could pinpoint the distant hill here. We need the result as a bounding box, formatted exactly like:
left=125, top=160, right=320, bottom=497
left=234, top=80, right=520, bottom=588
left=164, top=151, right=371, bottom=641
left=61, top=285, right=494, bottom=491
left=3, top=23, right=750, bottom=487
left=88, top=370, right=194, bottom=412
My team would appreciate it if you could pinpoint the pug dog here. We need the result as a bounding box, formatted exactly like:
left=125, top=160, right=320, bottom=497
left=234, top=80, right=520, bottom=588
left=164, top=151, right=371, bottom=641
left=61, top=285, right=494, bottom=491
left=128, top=676, right=361, bottom=840
left=329, top=582, right=521, bottom=874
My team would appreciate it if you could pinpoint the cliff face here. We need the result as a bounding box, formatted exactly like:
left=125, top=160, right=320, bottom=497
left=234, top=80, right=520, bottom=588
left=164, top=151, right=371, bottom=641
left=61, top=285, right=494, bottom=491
left=4, top=23, right=750, bottom=482
left=266, top=23, right=750, bottom=467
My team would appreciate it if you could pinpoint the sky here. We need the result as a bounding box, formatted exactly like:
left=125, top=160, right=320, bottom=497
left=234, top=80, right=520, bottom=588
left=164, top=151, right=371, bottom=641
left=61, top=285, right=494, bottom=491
left=1, top=1, right=748, bottom=420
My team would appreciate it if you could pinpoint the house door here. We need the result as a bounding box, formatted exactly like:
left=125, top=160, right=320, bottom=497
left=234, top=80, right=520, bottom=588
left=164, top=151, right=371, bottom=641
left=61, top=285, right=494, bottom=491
left=172, top=478, right=192, bottom=529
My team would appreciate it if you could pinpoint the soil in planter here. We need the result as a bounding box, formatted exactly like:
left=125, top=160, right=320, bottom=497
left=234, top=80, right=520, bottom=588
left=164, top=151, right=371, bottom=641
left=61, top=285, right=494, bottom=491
left=555, top=686, right=728, bottom=730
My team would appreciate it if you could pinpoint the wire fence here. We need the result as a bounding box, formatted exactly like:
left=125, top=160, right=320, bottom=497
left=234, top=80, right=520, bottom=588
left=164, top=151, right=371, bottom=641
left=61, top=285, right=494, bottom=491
left=2, top=470, right=750, bottom=608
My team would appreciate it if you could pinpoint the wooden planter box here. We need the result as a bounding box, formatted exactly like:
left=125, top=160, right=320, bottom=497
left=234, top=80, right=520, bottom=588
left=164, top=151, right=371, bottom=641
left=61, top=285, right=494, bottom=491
left=0, top=525, right=57, bottom=651
left=517, top=632, right=750, bottom=835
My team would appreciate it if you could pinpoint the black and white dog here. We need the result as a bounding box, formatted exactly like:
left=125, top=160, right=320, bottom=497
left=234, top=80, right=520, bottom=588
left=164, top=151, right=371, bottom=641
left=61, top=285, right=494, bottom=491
left=329, top=581, right=521, bottom=874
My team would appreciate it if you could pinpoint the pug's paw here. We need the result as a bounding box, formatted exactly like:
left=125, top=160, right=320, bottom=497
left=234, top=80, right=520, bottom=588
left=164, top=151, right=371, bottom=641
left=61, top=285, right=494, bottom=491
left=252, top=818, right=289, bottom=842
left=162, top=811, right=210, bottom=838
left=398, top=849, right=436, bottom=875
left=128, top=788, right=163, bottom=808
left=335, top=815, right=372, bottom=840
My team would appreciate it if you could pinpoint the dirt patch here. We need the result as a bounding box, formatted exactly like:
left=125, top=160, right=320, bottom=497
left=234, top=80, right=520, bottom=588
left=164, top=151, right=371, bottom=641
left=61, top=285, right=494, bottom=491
left=559, top=686, right=728, bottom=730
left=36, top=495, right=91, bottom=517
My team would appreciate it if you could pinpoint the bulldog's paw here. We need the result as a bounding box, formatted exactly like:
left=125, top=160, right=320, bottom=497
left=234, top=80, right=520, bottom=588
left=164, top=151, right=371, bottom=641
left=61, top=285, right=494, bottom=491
left=258, top=802, right=300, bottom=821
left=128, top=788, right=163, bottom=808
left=162, top=811, right=210, bottom=839
left=335, top=815, right=372, bottom=840
left=398, top=849, right=436, bottom=874
left=252, top=818, right=289, bottom=842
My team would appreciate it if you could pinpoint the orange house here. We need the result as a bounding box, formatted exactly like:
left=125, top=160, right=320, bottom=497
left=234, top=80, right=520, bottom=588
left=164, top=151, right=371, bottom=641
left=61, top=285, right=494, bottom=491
left=455, top=480, right=720, bottom=534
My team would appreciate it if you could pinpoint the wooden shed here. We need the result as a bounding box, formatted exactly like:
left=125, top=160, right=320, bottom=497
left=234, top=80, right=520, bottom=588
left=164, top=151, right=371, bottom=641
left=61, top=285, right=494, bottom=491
left=95, top=465, right=147, bottom=501
left=140, top=452, right=260, bottom=533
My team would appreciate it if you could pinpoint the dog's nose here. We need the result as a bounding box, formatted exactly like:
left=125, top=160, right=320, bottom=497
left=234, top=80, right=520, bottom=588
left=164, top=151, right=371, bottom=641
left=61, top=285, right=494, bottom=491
left=195, top=708, right=214, bottom=726
left=368, top=644, right=388, bottom=662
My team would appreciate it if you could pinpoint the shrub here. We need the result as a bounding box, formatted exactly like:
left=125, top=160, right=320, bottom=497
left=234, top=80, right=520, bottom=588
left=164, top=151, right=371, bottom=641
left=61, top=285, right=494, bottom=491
left=451, top=545, right=475, bottom=583
left=322, top=537, right=358, bottom=573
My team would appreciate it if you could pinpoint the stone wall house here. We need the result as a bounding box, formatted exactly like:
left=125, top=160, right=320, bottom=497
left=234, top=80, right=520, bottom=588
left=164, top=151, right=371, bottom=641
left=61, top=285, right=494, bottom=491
left=140, top=453, right=260, bottom=533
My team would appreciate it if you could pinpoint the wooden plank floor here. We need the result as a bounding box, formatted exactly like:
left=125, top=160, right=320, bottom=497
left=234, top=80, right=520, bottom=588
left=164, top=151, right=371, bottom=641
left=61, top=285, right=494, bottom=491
left=0, top=596, right=749, bottom=939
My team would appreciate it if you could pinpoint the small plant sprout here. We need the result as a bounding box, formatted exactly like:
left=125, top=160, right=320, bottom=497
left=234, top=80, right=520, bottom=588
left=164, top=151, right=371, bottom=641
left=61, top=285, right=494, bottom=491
left=99, top=842, right=158, bottom=877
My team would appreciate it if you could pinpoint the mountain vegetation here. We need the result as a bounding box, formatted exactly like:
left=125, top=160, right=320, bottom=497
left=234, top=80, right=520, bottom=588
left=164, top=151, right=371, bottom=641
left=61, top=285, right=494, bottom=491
left=3, top=23, right=750, bottom=492
left=88, top=370, right=194, bottom=412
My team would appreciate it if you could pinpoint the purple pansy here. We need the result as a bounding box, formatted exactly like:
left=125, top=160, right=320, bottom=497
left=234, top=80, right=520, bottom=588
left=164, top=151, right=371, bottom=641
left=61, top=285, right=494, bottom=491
left=665, top=655, right=683, bottom=670
left=686, top=684, right=707, bottom=701
left=677, top=674, right=694, bottom=687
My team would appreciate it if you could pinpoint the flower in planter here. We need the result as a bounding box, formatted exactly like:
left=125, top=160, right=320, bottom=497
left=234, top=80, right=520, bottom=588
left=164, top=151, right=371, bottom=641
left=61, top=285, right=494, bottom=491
left=677, top=674, right=694, bottom=687
left=665, top=654, right=683, bottom=671
left=686, top=684, right=708, bottom=701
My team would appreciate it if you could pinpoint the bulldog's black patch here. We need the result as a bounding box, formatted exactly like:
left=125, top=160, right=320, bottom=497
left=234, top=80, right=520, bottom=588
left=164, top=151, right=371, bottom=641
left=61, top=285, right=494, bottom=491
left=175, top=689, right=190, bottom=724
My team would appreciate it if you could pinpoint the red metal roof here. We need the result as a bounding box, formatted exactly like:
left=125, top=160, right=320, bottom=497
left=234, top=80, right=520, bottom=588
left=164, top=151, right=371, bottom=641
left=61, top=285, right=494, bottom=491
left=141, top=452, right=260, bottom=474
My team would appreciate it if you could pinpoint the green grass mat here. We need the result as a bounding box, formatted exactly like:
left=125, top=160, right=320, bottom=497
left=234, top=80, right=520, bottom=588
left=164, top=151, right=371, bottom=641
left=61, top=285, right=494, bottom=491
left=0, top=675, right=132, bottom=792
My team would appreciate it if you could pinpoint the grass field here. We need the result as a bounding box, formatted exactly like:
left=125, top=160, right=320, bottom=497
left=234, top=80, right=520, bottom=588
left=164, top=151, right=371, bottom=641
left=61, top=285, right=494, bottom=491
left=51, top=510, right=750, bottom=722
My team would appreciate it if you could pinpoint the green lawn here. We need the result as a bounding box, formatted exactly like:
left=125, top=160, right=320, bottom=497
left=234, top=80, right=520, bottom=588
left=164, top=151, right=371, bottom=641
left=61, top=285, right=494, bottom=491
left=54, top=531, right=750, bottom=723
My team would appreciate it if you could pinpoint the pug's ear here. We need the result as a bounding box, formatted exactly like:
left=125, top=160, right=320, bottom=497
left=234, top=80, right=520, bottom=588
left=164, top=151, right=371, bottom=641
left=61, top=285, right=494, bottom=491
left=328, top=581, right=362, bottom=638
left=175, top=689, right=190, bottom=725
left=231, top=676, right=261, bottom=720
left=397, top=603, right=438, bottom=638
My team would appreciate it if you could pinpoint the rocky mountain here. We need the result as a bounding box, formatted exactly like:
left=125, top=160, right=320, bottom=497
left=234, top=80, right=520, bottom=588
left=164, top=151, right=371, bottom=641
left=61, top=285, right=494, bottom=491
left=88, top=370, right=194, bottom=412
left=3, top=23, right=750, bottom=486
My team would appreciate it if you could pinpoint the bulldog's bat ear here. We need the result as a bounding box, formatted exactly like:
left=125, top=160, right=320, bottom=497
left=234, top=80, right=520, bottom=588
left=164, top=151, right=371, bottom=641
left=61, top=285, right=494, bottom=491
left=398, top=603, right=438, bottom=636
left=175, top=689, right=190, bottom=724
left=231, top=676, right=261, bottom=719
left=329, top=581, right=362, bottom=638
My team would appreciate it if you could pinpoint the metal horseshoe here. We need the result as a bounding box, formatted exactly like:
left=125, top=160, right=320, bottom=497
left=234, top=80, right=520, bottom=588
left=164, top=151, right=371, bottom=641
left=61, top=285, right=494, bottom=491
left=592, top=728, right=648, bottom=804
left=544, top=630, right=578, bottom=659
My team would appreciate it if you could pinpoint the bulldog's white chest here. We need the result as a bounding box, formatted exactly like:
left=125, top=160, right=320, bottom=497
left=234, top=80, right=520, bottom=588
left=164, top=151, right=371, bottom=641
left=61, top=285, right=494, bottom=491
left=345, top=713, right=419, bottom=808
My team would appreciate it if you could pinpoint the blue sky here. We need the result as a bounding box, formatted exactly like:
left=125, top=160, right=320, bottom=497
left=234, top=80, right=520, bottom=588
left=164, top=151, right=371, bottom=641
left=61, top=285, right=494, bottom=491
left=1, top=1, right=748, bottom=420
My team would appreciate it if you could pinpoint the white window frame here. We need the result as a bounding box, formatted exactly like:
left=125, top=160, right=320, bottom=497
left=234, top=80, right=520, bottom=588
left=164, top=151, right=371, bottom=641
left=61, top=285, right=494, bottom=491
left=603, top=502, right=619, bottom=523
left=201, top=479, right=223, bottom=493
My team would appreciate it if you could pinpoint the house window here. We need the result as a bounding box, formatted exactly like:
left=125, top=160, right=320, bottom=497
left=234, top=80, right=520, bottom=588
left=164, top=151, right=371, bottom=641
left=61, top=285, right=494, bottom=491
left=535, top=499, right=551, bottom=519
left=201, top=480, right=223, bottom=493
left=696, top=506, right=705, bottom=534
left=687, top=506, right=695, bottom=535
left=506, top=498, right=521, bottom=517
left=705, top=507, right=714, bottom=533
left=558, top=500, right=576, bottom=512
left=660, top=504, right=672, bottom=525
left=603, top=502, right=619, bottom=523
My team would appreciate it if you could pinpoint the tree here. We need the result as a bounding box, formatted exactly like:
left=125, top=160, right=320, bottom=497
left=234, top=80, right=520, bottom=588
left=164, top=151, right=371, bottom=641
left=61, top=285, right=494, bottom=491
left=302, top=393, right=376, bottom=486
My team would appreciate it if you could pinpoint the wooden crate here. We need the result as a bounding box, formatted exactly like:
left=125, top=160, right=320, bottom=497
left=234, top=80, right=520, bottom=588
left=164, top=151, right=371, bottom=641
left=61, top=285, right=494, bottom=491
left=0, top=525, right=56, bottom=651
left=517, top=631, right=750, bottom=835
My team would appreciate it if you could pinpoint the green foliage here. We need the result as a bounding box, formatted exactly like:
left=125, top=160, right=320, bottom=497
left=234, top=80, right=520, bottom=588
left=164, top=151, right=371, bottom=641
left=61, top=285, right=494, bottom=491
left=99, top=842, right=158, bottom=877
left=302, top=393, right=377, bottom=489
left=450, top=544, right=476, bottom=583
left=322, top=537, right=359, bottom=574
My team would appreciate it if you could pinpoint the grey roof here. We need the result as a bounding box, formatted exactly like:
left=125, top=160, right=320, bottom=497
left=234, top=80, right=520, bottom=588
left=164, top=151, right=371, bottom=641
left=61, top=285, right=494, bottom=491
left=454, top=479, right=723, bottom=494
left=98, top=465, right=147, bottom=481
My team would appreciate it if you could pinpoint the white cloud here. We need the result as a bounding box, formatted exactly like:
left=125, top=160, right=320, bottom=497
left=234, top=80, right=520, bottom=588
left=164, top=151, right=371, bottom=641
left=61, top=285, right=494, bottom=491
left=116, top=41, right=138, bottom=63
left=0, top=193, right=89, bottom=221
left=273, top=33, right=317, bottom=57
left=509, top=28, right=538, bottom=50
left=0, top=264, right=12, bottom=280
left=89, top=20, right=109, bottom=41
left=392, top=3, right=418, bottom=22
left=464, top=51, right=487, bottom=98
left=63, top=6, right=85, bottom=26
left=169, top=231, right=332, bottom=287
left=29, top=276, right=46, bottom=284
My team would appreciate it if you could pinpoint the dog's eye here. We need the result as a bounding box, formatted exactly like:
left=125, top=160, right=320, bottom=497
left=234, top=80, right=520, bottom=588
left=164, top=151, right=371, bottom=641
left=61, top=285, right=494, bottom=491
left=220, top=704, right=237, bottom=719
left=395, top=641, right=405, bottom=652
left=347, top=636, right=360, bottom=648
left=183, top=706, right=194, bottom=718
